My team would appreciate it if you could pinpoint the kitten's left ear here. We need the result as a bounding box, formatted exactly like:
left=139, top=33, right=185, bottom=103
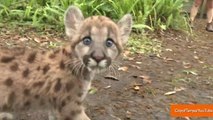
left=117, top=14, right=133, bottom=45
left=64, top=6, right=84, bottom=38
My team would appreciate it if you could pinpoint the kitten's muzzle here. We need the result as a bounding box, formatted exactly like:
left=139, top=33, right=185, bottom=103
left=83, top=52, right=111, bottom=69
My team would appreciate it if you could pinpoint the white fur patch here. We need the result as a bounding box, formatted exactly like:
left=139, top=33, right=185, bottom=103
left=87, top=58, right=107, bottom=69
left=87, top=58, right=97, bottom=67
left=98, top=59, right=107, bottom=68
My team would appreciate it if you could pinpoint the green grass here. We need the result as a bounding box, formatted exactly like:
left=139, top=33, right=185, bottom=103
left=0, top=0, right=189, bottom=56
left=0, top=0, right=190, bottom=32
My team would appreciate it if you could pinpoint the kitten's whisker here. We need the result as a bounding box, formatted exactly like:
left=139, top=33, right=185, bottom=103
left=70, top=61, right=81, bottom=75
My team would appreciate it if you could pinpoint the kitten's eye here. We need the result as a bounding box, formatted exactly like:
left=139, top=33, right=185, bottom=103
left=82, top=37, right=92, bottom=45
left=106, top=38, right=114, bottom=47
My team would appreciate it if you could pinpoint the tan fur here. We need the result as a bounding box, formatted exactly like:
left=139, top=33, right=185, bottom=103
left=0, top=6, right=132, bottom=120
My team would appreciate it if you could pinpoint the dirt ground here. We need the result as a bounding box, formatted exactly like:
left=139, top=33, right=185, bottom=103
left=0, top=19, right=212, bottom=120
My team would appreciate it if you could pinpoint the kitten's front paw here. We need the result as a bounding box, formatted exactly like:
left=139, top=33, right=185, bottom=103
left=0, top=112, right=14, bottom=120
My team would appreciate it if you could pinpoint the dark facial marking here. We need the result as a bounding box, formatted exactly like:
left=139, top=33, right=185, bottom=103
left=4, top=78, right=13, bottom=86
left=27, top=52, right=37, bottom=63
left=43, top=64, right=50, bottom=74
left=54, top=78, right=62, bottom=92
left=59, top=60, right=65, bottom=69
left=33, top=81, right=44, bottom=88
left=1, top=56, right=15, bottom=63
left=23, top=89, right=30, bottom=96
left=22, top=68, right=30, bottom=78
left=10, top=62, right=19, bottom=71
left=8, top=92, right=15, bottom=105
left=107, top=27, right=111, bottom=37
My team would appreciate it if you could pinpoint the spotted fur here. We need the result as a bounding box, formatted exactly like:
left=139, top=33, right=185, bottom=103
left=0, top=5, right=132, bottom=120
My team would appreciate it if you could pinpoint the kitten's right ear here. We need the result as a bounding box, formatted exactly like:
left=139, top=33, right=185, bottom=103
left=64, top=6, right=84, bottom=38
left=117, top=14, right=132, bottom=45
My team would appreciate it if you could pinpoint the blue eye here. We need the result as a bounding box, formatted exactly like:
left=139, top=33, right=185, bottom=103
left=82, top=37, right=92, bottom=45
left=106, top=38, right=114, bottom=47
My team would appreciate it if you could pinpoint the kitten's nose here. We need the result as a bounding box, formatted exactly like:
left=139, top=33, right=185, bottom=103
left=91, top=51, right=105, bottom=63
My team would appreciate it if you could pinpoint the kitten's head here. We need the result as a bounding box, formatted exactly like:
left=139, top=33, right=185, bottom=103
left=64, top=6, right=132, bottom=71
